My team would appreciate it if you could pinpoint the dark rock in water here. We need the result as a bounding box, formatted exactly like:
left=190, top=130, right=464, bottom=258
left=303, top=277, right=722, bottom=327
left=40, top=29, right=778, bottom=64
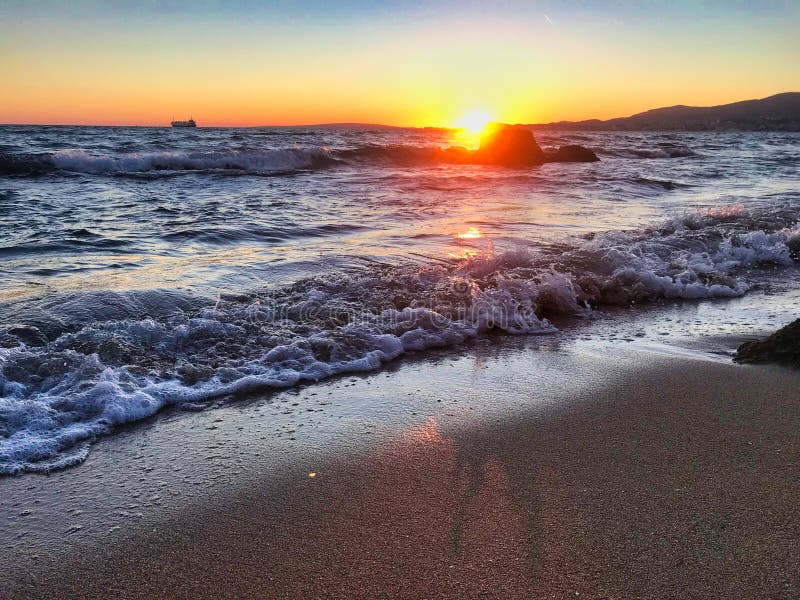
left=475, top=126, right=546, bottom=166
left=734, top=319, right=800, bottom=368
left=439, top=125, right=598, bottom=167
left=546, top=144, right=600, bottom=163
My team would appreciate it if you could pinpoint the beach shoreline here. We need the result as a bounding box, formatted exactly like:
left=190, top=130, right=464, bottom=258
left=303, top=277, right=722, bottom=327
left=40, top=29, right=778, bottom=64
left=2, top=327, right=798, bottom=599
left=2, top=3, right=798, bottom=598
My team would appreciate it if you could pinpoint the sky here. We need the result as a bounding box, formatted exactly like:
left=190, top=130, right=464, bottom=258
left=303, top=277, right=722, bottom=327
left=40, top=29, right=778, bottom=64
left=1, top=0, right=798, bottom=127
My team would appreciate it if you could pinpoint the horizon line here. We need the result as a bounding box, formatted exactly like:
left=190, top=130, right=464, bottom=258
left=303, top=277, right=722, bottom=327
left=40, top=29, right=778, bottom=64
left=1, top=91, right=796, bottom=129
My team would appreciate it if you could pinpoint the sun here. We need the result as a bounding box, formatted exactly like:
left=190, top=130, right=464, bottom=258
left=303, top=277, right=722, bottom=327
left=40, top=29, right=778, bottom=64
left=454, top=110, right=494, bottom=134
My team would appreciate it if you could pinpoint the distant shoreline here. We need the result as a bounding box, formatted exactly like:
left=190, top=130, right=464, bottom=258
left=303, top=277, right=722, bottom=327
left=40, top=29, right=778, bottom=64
left=2, top=92, right=798, bottom=131
left=2, top=124, right=799, bottom=132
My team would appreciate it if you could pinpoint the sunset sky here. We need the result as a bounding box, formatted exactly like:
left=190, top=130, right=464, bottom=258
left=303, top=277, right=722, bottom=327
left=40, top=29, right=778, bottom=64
left=1, top=0, right=798, bottom=127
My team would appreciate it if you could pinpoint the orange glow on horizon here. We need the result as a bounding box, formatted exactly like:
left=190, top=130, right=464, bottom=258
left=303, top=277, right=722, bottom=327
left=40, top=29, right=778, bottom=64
left=1, top=5, right=796, bottom=127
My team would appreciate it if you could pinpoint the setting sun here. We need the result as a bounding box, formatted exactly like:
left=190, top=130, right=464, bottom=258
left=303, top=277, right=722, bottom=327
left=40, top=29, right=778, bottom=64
left=454, top=110, right=494, bottom=134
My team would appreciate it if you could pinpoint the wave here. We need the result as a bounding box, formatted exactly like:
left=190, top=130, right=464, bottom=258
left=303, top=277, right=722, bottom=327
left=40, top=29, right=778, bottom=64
left=0, top=146, right=432, bottom=176
left=617, top=177, right=689, bottom=192
left=335, top=145, right=442, bottom=165
left=0, top=153, right=57, bottom=175
left=1, top=138, right=706, bottom=178
left=1, top=204, right=799, bottom=474
left=598, top=146, right=698, bottom=159
left=159, top=222, right=370, bottom=244
left=53, top=148, right=339, bottom=174
left=0, top=145, right=446, bottom=176
left=0, top=148, right=338, bottom=176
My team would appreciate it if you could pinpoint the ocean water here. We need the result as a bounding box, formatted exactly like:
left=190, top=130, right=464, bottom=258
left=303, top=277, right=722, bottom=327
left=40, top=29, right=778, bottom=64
left=1, top=125, right=798, bottom=474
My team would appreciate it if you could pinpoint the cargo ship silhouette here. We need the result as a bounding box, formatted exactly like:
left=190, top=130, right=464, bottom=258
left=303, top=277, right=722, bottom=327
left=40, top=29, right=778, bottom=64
left=171, top=117, right=196, bottom=127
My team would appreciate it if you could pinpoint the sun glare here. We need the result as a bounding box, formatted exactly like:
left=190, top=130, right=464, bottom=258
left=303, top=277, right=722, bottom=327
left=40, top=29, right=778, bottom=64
left=455, top=110, right=494, bottom=134
left=456, top=226, right=482, bottom=239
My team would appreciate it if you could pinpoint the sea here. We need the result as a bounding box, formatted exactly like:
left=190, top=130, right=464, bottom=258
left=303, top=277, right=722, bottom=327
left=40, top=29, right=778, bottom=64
left=1, top=125, right=798, bottom=474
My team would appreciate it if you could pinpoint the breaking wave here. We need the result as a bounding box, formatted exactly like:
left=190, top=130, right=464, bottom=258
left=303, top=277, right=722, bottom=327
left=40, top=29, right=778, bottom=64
left=1, top=204, right=798, bottom=474
left=0, top=148, right=338, bottom=176
left=0, top=153, right=57, bottom=176
left=0, top=145, right=448, bottom=176
left=54, top=148, right=340, bottom=174
left=1, top=139, right=706, bottom=178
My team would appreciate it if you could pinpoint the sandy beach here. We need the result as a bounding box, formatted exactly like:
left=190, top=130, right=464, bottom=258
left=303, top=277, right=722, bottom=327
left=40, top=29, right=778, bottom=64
left=2, top=329, right=798, bottom=600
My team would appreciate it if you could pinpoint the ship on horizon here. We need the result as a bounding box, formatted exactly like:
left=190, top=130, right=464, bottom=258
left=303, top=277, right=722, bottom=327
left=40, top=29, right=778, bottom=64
left=171, top=117, right=196, bottom=127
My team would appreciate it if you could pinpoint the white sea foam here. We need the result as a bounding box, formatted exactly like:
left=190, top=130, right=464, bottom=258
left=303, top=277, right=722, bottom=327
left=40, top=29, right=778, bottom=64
left=1, top=204, right=798, bottom=474
left=51, top=148, right=333, bottom=174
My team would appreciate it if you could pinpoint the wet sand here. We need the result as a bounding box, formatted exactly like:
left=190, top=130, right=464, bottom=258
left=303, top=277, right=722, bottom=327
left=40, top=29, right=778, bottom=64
left=2, top=340, right=799, bottom=599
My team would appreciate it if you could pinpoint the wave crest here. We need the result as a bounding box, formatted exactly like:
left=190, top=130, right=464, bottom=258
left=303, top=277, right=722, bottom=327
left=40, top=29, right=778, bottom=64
left=51, top=148, right=336, bottom=174
left=1, top=138, right=701, bottom=178
left=1, top=204, right=798, bottom=474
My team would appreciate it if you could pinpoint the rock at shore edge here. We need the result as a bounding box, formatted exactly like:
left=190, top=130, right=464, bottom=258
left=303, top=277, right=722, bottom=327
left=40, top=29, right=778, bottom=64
left=734, top=319, right=800, bottom=368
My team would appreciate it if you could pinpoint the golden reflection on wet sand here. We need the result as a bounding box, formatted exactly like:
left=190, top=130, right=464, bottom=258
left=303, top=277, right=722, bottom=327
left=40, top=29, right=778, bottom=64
left=278, top=416, right=534, bottom=598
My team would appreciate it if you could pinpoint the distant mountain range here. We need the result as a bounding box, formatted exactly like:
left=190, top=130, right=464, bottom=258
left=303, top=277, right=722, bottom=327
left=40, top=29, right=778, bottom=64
left=528, top=93, right=800, bottom=131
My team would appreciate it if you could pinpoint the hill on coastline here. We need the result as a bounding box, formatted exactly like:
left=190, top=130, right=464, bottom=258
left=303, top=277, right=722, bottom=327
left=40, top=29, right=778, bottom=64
left=529, top=92, right=800, bottom=131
